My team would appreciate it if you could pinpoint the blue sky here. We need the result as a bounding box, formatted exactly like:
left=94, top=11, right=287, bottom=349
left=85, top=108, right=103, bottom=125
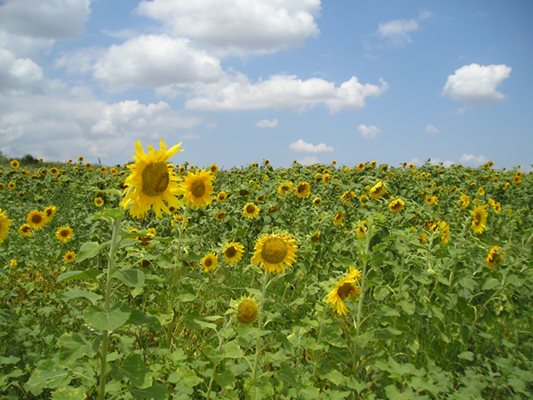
left=1, top=0, right=532, bottom=169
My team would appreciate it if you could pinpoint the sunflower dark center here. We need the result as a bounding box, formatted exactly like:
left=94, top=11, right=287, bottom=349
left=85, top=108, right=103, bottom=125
left=141, top=162, right=169, bottom=197
left=261, top=238, right=288, bottom=264
left=32, top=214, right=42, bottom=224
left=337, top=282, right=356, bottom=300
left=225, top=246, right=237, bottom=258
left=191, top=180, right=206, bottom=197
left=205, top=258, right=212, bottom=267
left=246, top=205, right=256, bottom=213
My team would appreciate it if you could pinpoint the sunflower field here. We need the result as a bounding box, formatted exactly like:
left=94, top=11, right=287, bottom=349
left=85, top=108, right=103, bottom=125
left=0, top=142, right=532, bottom=399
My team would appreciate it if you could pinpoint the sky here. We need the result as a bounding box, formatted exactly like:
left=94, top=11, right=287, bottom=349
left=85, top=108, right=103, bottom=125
left=0, top=0, right=532, bottom=169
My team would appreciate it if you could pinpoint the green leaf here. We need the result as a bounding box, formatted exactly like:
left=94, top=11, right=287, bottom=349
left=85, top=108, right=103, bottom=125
left=76, top=242, right=102, bottom=263
left=215, top=368, right=235, bottom=388
left=52, top=386, right=86, bottom=400
left=481, top=277, right=500, bottom=291
left=399, top=300, right=415, bottom=315
left=320, top=369, right=346, bottom=386
left=115, top=354, right=152, bottom=388
left=130, top=382, right=168, bottom=400
left=113, top=268, right=145, bottom=288
left=222, top=342, right=243, bottom=359
left=178, top=292, right=197, bottom=302
left=57, top=269, right=99, bottom=283
left=458, top=351, right=474, bottom=361
left=25, top=360, right=70, bottom=396
left=128, top=309, right=161, bottom=331
left=63, top=288, right=102, bottom=305
left=83, top=303, right=131, bottom=332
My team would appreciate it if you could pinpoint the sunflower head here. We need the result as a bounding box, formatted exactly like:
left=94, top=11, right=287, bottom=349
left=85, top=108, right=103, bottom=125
left=10, top=160, right=20, bottom=169
left=295, top=182, right=311, bottom=198
left=27, top=210, right=47, bottom=230
left=243, top=203, right=260, bottom=219
left=200, top=252, right=218, bottom=272
left=63, top=250, right=77, bottom=263
left=55, top=226, right=74, bottom=243
left=277, top=181, right=293, bottom=197
left=369, top=181, right=386, bottom=199
left=388, top=198, right=405, bottom=213
left=484, top=245, right=504, bottom=269
left=44, top=205, right=57, bottom=220
left=19, top=223, right=32, bottom=237
left=326, top=267, right=362, bottom=315
left=94, top=197, right=104, bottom=207
left=223, top=241, right=244, bottom=265
left=179, top=169, right=215, bottom=209
left=120, top=139, right=183, bottom=219
left=471, top=205, right=488, bottom=235
left=0, top=209, right=13, bottom=244
left=251, top=232, right=297, bottom=274
left=236, top=298, right=259, bottom=324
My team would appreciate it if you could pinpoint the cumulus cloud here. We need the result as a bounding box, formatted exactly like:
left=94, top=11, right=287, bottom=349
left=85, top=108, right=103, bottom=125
left=358, top=124, right=381, bottom=139
left=459, top=153, right=488, bottom=166
left=256, top=118, right=278, bottom=128
left=135, top=0, right=320, bottom=56
left=443, top=63, right=512, bottom=103
left=0, top=48, right=43, bottom=90
left=185, top=74, right=388, bottom=112
left=93, top=35, right=224, bottom=91
left=0, top=90, right=202, bottom=163
left=424, top=124, right=439, bottom=134
left=0, top=0, right=91, bottom=39
left=289, top=139, right=333, bottom=153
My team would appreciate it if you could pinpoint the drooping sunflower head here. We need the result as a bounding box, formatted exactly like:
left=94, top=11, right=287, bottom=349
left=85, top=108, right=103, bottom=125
left=63, top=250, right=76, bottom=263
left=27, top=210, right=47, bottom=230
left=44, top=205, right=57, bottom=221
left=471, top=205, right=488, bottom=235
left=359, top=194, right=369, bottom=207
left=55, top=226, right=74, bottom=243
left=354, top=220, right=369, bottom=238
left=19, top=223, right=32, bottom=237
left=236, top=298, right=259, bottom=324
left=0, top=209, right=13, bottom=244
left=368, top=181, right=386, bottom=199
left=251, top=232, right=297, bottom=274
left=223, top=241, right=244, bottom=265
left=388, top=198, right=405, bottom=213
left=179, top=169, right=215, bottom=209
left=484, top=245, right=504, bottom=270
left=326, top=268, right=362, bottom=316
left=200, top=252, right=218, bottom=272
left=243, top=203, right=260, bottom=219
left=333, top=211, right=346, bottom=226
left=120, top=139, right=183, bottom=219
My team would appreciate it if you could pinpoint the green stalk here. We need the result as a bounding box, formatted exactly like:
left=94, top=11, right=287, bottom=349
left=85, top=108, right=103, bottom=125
left=252, top=270, right=269, bottom=385
left=97, top=215, right=122, bottom=400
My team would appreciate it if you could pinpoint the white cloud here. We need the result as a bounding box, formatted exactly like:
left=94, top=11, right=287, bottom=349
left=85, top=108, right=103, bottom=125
left=424, top=124, right=439, bottom=134
left=0, top=89, right=202, bottom=164
left=443, top=64, right=512, bottom=103
left=135, top=0, right=320, bottom=56
left=459, top=153, right=488, bottom=166
left=377, top=11, right=431, bottom=47
left=0, top=48, right=43, bottom=90
left=358, top=124, right=381, bottom=139
left=93, top=35, right=224, bottom=91
left=289, top=139, right=333, bottom=153
left=55, top=47, right=103, bottom=76
left=185, top=74, right=388, bottom=112
left=256, top=118, right=278, bottom=128
left=0, top=0, right=91, bottom=39
left=410, top=157, right=454, bottom=167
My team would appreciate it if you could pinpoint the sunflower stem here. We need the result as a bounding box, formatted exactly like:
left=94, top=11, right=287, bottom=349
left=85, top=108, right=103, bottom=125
left=252, top=270, right=269, bottom=387
left=97, top=214, right=122, bottom=400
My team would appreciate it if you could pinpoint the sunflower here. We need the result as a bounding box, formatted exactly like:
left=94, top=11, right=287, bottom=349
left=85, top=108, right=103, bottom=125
left=49, top=167, right=60, bottom=176
left=251, top=232, right=297, bottom=274
left=217, top=191, right=228, bottom=202
left=333, top=211, right=346, bottom=226
left=471, top=205, right=488, bottom=235
left=368, top=181, right=386, bottom=199
left=326, top=267, right=362, bottom=315
left=19, top=224, right=32, bottom=237
left=27, top=210, right=47, bottom=230
left=354, top=220, right=369, bottom=238
left=425, top=195, right=439, bottom=206
left=388, top=198, right=405, bottom=213
left=438, top=221, right=450, bottom=245
left=223, top=241, right=244, bottom=264
left=277, top=181, right=293, bottom=197
left=63, top=250, right=76, bottom=264
left=179, top=169, right=215, bottom=209
left=94, top=197, right=104, bottom=207
left=209, top=163, right=219, bottom=174
left=44, top=205, right=57, bottom=221
left=359, top=194, right=369, bottom=208
left=0, top=209, right=13, bottom=244
left=312, top=197, right=321, bottom=207
left=340, top=190, right=355, bottom=205
left=484, top=245, right=504, bottom=270
left=200, top=252, right=218, bottom=272
left=459, top=194, right=470, bottom=209
left=295, top=182, right=311, bottom=198
left=236, top=298, right=258, bottom=324
left=9, top=259, right=17, bottom=268
left=55, top=226, right=74, bottom=243
left=215, top=211, right=226, bottom=222
left=8, top=182, right=16, bottom=190
left=243, top=203, right=260, bottom=219
left=120, top=139, right=183, bottom=219
left=310, top=230, right=321, bottom=242
left=322, top=173, right=331, bottom=184
left=10, top=160, right=20, bottom=169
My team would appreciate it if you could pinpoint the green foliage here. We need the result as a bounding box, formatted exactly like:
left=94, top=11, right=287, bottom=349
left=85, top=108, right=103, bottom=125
left=0, top=159, right=532, bottom=399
